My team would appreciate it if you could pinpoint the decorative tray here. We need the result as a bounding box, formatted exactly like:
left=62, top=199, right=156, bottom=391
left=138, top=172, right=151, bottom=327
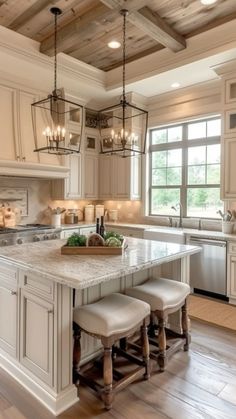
left=61, top=240, right=126, bottom=255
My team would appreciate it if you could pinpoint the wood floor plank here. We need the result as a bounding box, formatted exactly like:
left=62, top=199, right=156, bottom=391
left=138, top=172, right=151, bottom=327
left=129, top=379, right=209, bottom=419
left=148, top=370, right=236, bottom=419
left=0, top=392, right=11, bottom=412
left=0, top=320, right=235, bottom=419
left=0, top=406, right=26, bottom=419
left=165, top=356, right=227, bottom=395
left=218, top=383, right=236, bottom=406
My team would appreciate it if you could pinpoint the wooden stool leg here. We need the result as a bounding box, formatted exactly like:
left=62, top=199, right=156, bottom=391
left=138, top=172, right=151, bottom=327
left=73, top=322, right=81, bottom=384
left=182, top=298, right=191, bottom=351
left=141, top=319, right=150, bottom=380
left=120, top=337, right=127, bottom=351
left=157, top=314, right=167, bottom=372
left=148, top=312, right=157, bottom=338
left=102, top=346, right=113, bottom=410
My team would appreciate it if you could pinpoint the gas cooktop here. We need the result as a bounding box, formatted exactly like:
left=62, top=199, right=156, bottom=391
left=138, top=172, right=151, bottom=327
left=0, top=227, right=18, bottom=234
left=0, top=224, right=55, bottom=234
left=16, top=224, right=55, bottom=231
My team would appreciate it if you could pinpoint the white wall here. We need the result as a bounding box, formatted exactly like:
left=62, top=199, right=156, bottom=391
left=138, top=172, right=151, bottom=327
left=148, top=79, right=221, bottom=128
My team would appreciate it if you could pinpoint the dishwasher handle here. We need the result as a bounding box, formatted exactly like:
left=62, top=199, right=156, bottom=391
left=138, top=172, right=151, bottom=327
left=189, top=236, right=227, bottom=247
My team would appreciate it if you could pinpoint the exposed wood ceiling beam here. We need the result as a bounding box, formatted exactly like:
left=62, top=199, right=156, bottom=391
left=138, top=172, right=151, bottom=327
left=9, top=0, right=60, bottom=31
left=100, top=0, right=147, bottom=13
left=40, top=3, right=118, bottom=55
left=129, top=7, right=186, bottom=52
left=100, top=1, right=186, bottom=52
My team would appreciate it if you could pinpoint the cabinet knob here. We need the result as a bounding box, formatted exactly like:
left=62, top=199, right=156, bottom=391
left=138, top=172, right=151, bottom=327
left=48, top=310, right=53, bottom=314
left=10, top=290, right=17, bottom=295
left=22, top=157, right=26, bottom=161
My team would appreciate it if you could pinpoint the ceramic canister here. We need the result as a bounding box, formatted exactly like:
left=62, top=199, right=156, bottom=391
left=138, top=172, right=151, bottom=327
left=84, top=205, right=95, bottom=222
left=95, top=205, right=104, bottom=222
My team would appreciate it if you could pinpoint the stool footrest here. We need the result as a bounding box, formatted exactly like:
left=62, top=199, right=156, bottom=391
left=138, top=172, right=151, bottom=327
left=114, top=346, right=144, bottom=366
left=113, top=366, right=145, bottom=393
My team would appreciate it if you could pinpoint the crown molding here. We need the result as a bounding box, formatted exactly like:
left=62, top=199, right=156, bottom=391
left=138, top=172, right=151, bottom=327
left=0, top=25, right=105, bottom=91
left=211, top=58, right=236, bottom=77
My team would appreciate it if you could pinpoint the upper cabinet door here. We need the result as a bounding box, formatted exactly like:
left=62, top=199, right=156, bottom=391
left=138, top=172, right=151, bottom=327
left=113, top=155, right=130, bottom=199
left=66, top=154, right=83, bottom=199
left=18, top=91, right=39, bottom=164
left=99, top=155, right=113, bottom=199
left=0, top=84, right=19, bottom=160
left=84, top=154, right=98, bottom=199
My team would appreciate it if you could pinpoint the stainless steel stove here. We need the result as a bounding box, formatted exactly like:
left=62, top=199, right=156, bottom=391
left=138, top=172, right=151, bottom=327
left=0, top=224, right=61, bottom=246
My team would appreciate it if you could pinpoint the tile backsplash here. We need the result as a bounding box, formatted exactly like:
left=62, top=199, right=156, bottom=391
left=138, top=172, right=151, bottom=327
left=0, top=177, right=52, bottom=224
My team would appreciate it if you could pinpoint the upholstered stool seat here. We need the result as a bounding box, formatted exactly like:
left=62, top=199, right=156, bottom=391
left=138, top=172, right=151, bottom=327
left=125, top=278, right=191, bottom=371
left=125, top=278, right=190, bottom=312
left=74, top=293, right=150, bottom=337
left=73, top=293, right=151, bottom=410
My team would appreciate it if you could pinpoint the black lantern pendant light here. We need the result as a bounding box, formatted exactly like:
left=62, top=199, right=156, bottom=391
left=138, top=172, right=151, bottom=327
left=99, top=9, right=148, bottom=158
left=31, top=7, right=84, bottom=155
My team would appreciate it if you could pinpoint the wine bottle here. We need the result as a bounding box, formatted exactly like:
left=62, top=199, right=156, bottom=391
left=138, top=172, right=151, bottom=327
left=96, top=217, right=100, bottom=234
left=100, top=215, right=105, bottom=238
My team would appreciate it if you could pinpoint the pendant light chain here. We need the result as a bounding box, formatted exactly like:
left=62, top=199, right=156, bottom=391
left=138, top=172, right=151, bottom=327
left=122, top=10, right=127, bottom=103
left=54, top=11, right=58, bottom=93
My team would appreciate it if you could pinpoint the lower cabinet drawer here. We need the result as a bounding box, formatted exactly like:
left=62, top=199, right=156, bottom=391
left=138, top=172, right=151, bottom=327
left=19, top=270, right=54, bottom=301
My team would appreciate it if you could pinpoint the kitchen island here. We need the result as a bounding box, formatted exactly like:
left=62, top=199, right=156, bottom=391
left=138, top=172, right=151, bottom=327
left=0, top=237, right=200, bottom=415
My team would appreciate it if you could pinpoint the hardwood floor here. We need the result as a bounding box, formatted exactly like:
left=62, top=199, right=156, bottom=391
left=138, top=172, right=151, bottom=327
left=0, top=320, right=236, bottom=419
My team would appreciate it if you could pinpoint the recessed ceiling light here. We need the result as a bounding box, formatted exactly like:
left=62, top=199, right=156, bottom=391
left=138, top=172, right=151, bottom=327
left=200, top=0, right=217, bottom=5
left=108, top=40, right=121, bottom=49
left=171, top=82, right=180, bottom=88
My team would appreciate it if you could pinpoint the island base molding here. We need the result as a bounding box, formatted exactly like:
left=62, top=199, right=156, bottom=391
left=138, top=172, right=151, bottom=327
left=229, top=297, right=236, bottom=305
left=0, top=350, right=79, bottom=416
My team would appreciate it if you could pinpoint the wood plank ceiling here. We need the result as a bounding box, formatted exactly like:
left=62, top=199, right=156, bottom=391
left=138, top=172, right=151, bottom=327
left=0, top=0, right=236, bottom=71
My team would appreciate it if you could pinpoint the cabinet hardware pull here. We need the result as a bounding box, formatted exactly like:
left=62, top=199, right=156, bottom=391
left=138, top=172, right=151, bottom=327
left=48, top=310, right=53, bottom=314
left=22, top=157, right=26, bottom=161
left=10, top=290, right=17, bottom=295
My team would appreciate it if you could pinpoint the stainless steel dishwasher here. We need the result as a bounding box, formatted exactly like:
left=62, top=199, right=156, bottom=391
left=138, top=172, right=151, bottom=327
left=188, top=236, right=227, bottom=299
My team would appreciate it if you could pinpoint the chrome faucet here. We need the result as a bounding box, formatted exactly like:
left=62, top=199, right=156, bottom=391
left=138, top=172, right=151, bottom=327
left=168, top=216, right=173, bottom=227
left=171, top=203, right=183, bottom=228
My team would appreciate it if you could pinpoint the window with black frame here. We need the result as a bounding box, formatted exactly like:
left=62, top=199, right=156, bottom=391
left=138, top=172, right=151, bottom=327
left=149, top=116, right=223, bottom=219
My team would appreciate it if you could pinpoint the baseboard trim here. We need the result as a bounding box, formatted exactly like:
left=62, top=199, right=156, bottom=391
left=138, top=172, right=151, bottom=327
left=0, top=351, right=79, bottom=416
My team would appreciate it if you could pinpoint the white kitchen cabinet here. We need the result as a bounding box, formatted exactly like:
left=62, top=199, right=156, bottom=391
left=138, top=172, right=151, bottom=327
left=51, top=154, right=83, bottom=200
left=227, top=241, right=236, bottom=305
left=0, top=84, right=19, bottom=161
left=84, top=153, right=99, bottom=199
left=0, top=263, right=18, bottom=358
left=99, top=155, right=141, bottom=200
left=18, top=90, right=39, bottom=164
left=106, top=226, right=143, bottom=238
left=99, top=155, right=113, bottom=199
left=213, top=64, right=236, bottom=199
left=0, top=82, right=63, bottom=173
left=80, top=226, right=96, bottom=236
left=61, top=228, right=80, bottom=239
left=221, top=136, right=236, bottom=198
left=20, top=288, right=54, bottom=386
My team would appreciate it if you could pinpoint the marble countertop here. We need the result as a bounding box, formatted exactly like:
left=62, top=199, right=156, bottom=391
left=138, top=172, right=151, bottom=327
left=106, top=222, right=236, bottom=241
left=0, top=238, right=200, bottom=290
left=60, top=222, right=96, bottom=229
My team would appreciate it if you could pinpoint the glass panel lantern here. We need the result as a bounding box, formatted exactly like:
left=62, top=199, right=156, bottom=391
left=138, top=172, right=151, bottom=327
left=99, top=100, right=148, bottom=158
left=31, top=90, right=83, bottom=155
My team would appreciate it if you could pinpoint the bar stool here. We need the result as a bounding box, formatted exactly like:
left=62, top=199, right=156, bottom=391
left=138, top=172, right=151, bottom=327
left=73, top=293, right=150, bottom=410
left=125, top=278, right=190, bottom=372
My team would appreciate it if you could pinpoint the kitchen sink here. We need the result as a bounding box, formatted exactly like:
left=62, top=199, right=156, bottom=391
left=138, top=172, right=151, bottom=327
left=143, top=227, right=185, bottom=244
